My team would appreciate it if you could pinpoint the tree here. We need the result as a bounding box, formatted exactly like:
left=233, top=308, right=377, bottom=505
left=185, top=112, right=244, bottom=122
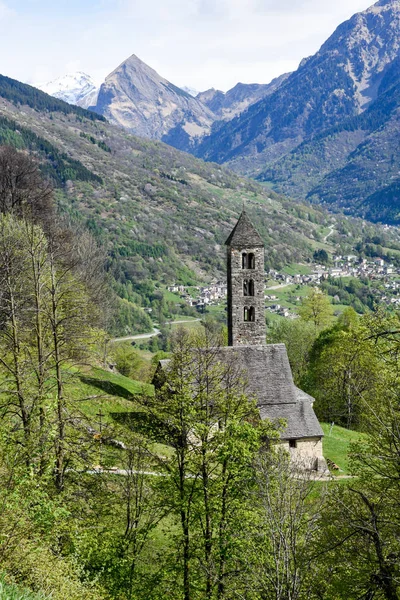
left=313, top=249, right=329, bottom=264
left=141, top=328, right=277, bottom=599
left=267, top=319, right=317, bottom=385
left=245, top=449, right=328, bottom=600
left=0, top=213, right=104, bottom=485
left=313, top=311, right=400, bottom=600
left=298, top=288, right=333, bottom=331
left=0, top=214, right=50, bottom=467
left=305, top=310, right=382, bottom=428
left=0, top=145, right=53, bottom=228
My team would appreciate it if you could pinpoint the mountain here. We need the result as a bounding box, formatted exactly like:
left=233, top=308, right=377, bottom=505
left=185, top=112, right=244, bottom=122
left=197, top=74, right=290, bottom=121
left=84, top=54, right=215, bottom=151
left=39, top=71, right=98, bottom=107
left=195, top=0, right=400, bottom=222
left=262, top=57, right=400, bottom=222
left=0, top=71, right=397, bottom=327
left=182, top=86, right=199, bottom=97
left=38, top=57, right=290, bottom=156
left=72, top=54, right=289, bottom=153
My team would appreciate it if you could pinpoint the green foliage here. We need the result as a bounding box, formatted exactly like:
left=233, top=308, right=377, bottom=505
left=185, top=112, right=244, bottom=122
left=0, top=115, right=102, bottom=185
left=320, top=276, right=375, bottom=312
left=111, top=342, right=151, bottom=381
left=267, top=319, right=317, bottom=385
left=138, top=328, right=279, bottom=599
left=313, top=248, right=329, bottom=264
left=109, top=298, right=153, bottom=336
left=304, top=310, right=382, bottom=428
left=0, top=575, right=50, bottom=600
left=298, top=287, right=333, bottom=331
left=80, top=132, right=112, bottom=153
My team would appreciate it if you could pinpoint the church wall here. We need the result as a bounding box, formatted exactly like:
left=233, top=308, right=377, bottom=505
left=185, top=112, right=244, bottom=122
left=278, top=437, right=327, bottom=472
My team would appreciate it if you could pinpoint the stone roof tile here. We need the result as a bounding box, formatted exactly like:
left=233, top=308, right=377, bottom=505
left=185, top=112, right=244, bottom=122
left=225, top=211, right=264, bottom=248
left=154, top=344, right=323, bottom=441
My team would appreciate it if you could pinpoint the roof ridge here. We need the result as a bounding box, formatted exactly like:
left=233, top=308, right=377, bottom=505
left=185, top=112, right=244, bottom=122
left=225, top=210, right=264, bottom=248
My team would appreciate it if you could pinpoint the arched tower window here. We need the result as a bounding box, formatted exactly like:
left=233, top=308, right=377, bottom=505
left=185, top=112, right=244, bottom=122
left=243, top=279, right=255, bottom=296
left=244, top=306, right=256, bottom=322
left=242, top=252, right=255, bottom=269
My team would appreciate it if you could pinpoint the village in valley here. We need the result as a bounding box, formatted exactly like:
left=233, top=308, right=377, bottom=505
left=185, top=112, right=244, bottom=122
left=168, top=252, right=400, bottom=320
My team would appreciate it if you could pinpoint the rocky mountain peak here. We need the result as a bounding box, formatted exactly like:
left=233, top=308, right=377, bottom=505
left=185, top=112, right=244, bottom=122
left=317, top=0, right=400, bottom=107
left=87, top=53, right=215, bottom=148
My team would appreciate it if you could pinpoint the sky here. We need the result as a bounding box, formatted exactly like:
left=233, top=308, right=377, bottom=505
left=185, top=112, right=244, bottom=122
left=0, top=0, right=376, bottom=92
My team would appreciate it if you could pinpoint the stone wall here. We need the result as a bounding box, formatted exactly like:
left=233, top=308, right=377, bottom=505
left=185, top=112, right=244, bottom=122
left=227, top=245, right=266, bottom=346
left=279, top=437, right=328, bottom=473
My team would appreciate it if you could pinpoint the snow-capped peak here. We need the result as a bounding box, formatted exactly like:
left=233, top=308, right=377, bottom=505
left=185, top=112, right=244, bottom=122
left=182, top=86, right=200, bottom=97
left=38, top=72, right=98, bottom=106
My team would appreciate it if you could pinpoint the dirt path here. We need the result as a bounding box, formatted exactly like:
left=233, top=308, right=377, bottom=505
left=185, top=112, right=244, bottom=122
left=323, top=224, right=335, bottom=243
left=265, top=283, right=293, bottom=291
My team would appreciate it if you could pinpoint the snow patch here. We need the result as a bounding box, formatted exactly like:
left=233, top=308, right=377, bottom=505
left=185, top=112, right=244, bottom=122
left=38, top=72, right=99, bottom=106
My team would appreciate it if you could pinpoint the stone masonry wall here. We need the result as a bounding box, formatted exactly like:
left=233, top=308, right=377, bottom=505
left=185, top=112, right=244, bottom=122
left=279, top=437, right=328, bottom=472
left=227, top=246, right=266, bottom=346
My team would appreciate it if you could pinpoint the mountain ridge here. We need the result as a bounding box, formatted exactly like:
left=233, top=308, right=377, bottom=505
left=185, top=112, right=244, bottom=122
left=193, top=0, right=400, bottom=223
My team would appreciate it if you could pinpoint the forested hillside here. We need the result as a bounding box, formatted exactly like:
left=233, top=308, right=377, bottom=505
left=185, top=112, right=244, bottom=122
left=0, top=74, right=398, bottom=336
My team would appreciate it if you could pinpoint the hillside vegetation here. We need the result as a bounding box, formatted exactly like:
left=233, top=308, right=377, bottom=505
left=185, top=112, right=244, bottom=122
left=0, top=76, right=398, bottom=331
left=0, top=149, right=399, bottom=598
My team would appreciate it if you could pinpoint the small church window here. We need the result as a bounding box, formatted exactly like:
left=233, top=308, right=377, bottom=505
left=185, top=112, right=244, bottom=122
left=242, top=253, right=255, bottom=269
left=243, top=279, right=255, bottom=296
left=289, top=439, right=297, bottom=449
left=244, top=306, right=255, bottom=322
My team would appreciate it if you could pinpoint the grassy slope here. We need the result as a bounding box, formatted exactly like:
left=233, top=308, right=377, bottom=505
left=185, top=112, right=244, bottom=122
left=321, top=423, right=363, bottom=475
left=72, top=369, right=360, bottom=475
left=71, top=366, right=153, bottom=423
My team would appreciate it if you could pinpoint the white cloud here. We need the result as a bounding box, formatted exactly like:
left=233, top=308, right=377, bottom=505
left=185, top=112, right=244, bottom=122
left=0, top=1, right=15, bottom=20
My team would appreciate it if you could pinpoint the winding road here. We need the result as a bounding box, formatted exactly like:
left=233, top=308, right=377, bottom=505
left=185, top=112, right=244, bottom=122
left=111, top=319, right=201, bottom=343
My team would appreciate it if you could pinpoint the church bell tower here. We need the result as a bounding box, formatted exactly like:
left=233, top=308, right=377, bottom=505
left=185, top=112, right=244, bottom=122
left=225, top=211, right=266, bottom=347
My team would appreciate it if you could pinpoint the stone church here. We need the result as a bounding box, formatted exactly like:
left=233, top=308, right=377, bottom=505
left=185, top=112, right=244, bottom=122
left=157, top=211, right=327, bottom=472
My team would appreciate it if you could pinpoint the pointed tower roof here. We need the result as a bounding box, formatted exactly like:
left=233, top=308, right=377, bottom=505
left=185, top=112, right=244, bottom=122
left=225, top=211, right=264, bottom=248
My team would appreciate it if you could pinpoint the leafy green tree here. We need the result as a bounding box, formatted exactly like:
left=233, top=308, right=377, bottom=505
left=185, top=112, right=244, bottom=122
left=316, top=393, right=400, bottom=599
left=298, top=288, right=333, bottom=331
left=142, top=328, right=277, bottom=599
left=305, top=310, right=382, bottom=428
left=246, top=449, right=328, bottom=600
left=267, top=319, right=317, bottom=385
left=313, top=249, right=329, bottom=264
left=111, top=341, right=150, bottom=380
